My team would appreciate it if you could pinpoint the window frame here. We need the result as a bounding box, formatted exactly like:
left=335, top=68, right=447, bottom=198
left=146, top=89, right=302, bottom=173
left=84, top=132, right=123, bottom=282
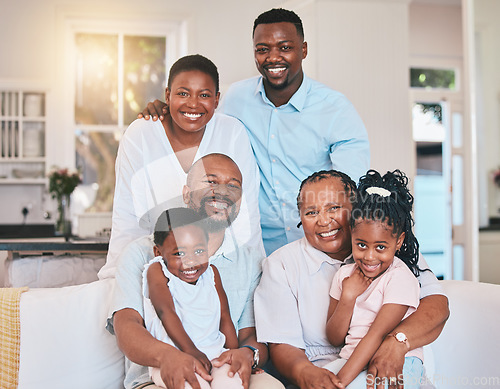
left=59, top=16, right=187, bottom=214
left=410, top=67, right=458, bottom=91
left=66, top=17, right=186, bottom=134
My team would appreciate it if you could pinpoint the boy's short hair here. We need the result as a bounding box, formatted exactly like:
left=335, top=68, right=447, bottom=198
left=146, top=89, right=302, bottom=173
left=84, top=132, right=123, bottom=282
left=167, top=54, right=219, bottom=93
left=253, top=8, right=304, bottom=39
left=154, top=207, right=208, bottom=246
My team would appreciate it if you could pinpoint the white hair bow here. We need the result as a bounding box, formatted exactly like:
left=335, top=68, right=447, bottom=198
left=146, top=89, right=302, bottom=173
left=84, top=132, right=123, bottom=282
left=365, top=186, right=391, bottom=197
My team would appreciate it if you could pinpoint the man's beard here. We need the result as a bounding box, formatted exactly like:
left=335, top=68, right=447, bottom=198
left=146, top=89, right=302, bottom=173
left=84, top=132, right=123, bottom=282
left=190, top=196, right=238, bottom=233
left=264, top=74, right=289, bottom=90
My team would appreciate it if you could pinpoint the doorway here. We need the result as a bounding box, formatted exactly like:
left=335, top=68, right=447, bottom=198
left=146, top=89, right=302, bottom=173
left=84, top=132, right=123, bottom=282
left=412, top=101, right=451, bottom=280
left=412, top=96, right=467, bottom=281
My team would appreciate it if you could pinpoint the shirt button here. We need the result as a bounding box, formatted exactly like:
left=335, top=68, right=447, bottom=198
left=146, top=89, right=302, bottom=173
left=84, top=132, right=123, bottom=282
left=271, top=134, right=275, bottom=139
left=274, top=109, right=278, bottom=112
left=276, top=180, right=280, bottom=185
left=282, top=203, right=286, bottom=207
left=272, top=159, right=276, bottom=163
left=286, top=227, right=291, bottom=231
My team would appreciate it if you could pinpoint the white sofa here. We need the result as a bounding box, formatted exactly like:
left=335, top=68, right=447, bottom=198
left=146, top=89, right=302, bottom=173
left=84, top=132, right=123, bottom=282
left=15, top=280, right=500, bottom=389
left=424, top=281, right=500, bottom=389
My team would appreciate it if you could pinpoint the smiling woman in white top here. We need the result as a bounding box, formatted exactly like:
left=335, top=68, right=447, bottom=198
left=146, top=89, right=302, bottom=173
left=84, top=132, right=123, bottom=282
left=99, top=55, right=263, bottom=279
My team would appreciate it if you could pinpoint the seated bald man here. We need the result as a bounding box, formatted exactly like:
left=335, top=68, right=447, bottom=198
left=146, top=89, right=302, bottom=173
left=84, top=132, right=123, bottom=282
left=107, top=153, right=283, bottom=389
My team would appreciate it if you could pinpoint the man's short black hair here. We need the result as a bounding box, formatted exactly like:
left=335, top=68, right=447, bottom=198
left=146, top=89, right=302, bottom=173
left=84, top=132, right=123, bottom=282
left=167, top=54, right=219, bottom=94
left=253, top=8, right=304, bottom=39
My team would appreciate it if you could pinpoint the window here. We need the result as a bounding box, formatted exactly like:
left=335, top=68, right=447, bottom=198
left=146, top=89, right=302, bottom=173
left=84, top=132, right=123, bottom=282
left=75, top=33, right=166, bottom=127
left=410, top=68, right=456, bottom=90
left=67, top=17, right=186, bottom=215
left=74, top=32, right=167, bottom=212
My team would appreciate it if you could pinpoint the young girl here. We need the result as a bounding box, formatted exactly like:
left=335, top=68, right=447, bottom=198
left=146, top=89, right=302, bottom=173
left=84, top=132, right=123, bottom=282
left=143, top=207, right=243, bottom=389
left=325, top=169, right=425, bottom=389
left=100, top=54, right=262, bottom=278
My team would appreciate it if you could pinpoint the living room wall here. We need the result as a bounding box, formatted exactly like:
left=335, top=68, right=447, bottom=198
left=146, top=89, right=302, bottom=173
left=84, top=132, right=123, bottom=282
left=0, top=0, right=282, bottom=224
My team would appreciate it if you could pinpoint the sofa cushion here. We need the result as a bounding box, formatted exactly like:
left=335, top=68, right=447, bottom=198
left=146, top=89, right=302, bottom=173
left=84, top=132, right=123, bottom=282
left=430, top=280, right=500, bottom=389
left=18, top=279, right=124, bottom=389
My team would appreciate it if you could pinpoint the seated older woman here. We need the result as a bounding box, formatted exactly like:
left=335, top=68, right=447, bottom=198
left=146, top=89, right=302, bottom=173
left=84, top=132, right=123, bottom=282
left=255, top=170, right=449, bottom=389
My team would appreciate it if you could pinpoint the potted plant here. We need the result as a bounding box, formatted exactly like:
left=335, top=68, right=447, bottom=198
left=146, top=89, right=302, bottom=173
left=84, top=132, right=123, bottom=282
left=48, top=167, right=82, bottom=237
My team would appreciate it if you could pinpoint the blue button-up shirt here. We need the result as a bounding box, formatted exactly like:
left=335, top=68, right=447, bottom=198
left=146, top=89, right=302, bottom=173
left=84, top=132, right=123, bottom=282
left=219, top=74, right=370, bottom=255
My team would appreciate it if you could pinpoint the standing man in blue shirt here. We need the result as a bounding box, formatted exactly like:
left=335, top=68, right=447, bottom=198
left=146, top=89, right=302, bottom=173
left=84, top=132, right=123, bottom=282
left=140, top=8, right=370, bottom=256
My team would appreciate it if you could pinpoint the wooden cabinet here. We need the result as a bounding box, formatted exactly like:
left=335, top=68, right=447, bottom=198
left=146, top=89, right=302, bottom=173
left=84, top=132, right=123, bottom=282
left=0, top=89, right=46, bottom=184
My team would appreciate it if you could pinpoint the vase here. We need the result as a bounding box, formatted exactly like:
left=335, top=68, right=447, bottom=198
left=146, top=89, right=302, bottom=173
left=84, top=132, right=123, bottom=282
left=55, top=194, right=71, bottom=238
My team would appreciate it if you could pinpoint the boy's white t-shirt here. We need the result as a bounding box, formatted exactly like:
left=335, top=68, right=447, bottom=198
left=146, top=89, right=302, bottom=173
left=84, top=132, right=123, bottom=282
left=142, top=257, right=226, bottom=360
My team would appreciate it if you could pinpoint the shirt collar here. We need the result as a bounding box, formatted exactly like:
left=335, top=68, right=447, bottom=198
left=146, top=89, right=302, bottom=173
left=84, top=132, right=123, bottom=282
left=255, top=73, right=309, bottom=112
left=345, top=254, right=355, bottom=265
left=211, top=227, right=238, bottom=263
left=301, top=237, right=350, bottom=275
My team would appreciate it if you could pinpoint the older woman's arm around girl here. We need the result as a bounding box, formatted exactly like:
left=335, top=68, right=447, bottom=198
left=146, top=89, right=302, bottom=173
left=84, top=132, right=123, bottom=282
left=325, top=169, right=425, bottom=389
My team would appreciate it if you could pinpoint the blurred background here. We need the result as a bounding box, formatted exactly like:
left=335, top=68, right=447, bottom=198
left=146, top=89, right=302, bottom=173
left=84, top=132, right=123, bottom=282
left=0, top=0, right=499, bottom=285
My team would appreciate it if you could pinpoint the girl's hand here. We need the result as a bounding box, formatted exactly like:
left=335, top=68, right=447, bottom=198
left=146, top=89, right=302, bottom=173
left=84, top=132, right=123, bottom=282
left=341, top=266, right=373, bottom=301
left=186, top=348, right=212, bottom=374
left=296, top=364, right=344, bottom=389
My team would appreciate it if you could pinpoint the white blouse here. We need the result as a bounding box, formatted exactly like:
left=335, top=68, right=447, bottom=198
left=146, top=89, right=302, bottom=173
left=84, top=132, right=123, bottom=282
left=99, top=113, right=264, bottom=278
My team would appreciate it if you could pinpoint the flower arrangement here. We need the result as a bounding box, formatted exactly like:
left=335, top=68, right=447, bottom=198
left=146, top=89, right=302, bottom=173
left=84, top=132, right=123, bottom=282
left=48, top=167, right=82, bottom=200
left=493, top=167, right=500, bottom=188
left=47, top=167, right=82, bottom=236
